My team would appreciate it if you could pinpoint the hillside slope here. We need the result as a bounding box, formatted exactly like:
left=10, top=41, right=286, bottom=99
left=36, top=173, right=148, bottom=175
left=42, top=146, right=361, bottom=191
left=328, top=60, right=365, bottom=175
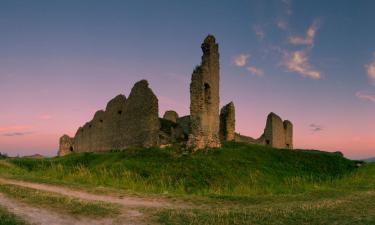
left=1, top=142, right=357, bottom=196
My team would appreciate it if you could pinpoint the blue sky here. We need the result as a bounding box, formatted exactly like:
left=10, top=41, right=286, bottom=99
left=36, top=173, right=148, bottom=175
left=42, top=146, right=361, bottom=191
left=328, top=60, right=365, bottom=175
left=0, top=0, right=375, bottom=158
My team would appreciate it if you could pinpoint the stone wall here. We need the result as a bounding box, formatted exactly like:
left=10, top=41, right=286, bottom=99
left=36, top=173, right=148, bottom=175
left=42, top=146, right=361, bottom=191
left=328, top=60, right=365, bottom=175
left=58, top=135, right=74, bottom=156
left=177, top=115, right=191, bottom=136
left=187, top=35, right=221, bottom=150
left=163, top=110, right=179, bottom=123
left=219, top=102, right=235, bottom=141
left=58, top=35, right=294, bottom=155
left=58, top=80, right=160, bottom=155
left=257, top=112, right=293, bottom=149
left=283, top=120, right=293, bottom=149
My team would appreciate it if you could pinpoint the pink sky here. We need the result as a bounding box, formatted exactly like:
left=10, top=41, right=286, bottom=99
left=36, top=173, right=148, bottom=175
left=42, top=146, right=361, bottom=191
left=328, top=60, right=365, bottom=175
left=1, top=0, right=375, bottom=159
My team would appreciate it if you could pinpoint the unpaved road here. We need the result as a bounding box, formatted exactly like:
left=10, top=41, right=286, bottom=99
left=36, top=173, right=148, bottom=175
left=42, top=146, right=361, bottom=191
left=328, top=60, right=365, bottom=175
left=0, top=193, right=118, bottom=225
left=0, top=177, right=184, bottom=225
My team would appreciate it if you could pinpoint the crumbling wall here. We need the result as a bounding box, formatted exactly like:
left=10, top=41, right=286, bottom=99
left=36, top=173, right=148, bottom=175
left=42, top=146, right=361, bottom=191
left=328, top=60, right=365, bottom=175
left=177, top=115, right=191, bottom=136
left=187, top=35, right=221, bottom=150
left=58, top=135, right=74, bottom=156
left=257, top=112, right=293, bottom=149
left=283, top=120, right=293, bottom=149
left=262, top=112, right=285, bottom=148
left=163, top=110, right=179, bottom=123
left=220, top=102, right=235, bottom=141
left=60, top=80, right=160, bottom=154
left=122, top=80, right=160, bottom=147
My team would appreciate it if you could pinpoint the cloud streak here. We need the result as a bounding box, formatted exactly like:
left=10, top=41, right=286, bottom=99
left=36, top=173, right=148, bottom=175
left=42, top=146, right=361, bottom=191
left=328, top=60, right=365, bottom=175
left=283, top=51, right=321, bottom=79
left=282, top=0, right=292, bottom=15
left=309, top=124, right=323, bottom=133
left=289, top=19, right=320, bottom=46
left=253, top=25, right=265, bottom=40
left=366, top=53, right=375, bottom=86
left=356, top=91, right=375, bottom=103
left=0, top=126, right=31, bottom=132
left=2, top=132, right=34, bottom=137
left=247, top=66, right=264, bottom=77
left=39, top=114, right=53, bottom=120
left=277, top=20, right=288, bottom=30
left=233, top=54, right=250, bottom=67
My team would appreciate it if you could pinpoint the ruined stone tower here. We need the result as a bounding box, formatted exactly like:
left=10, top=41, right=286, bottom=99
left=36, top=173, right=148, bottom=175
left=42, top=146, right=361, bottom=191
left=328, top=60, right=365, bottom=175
left=283, top=120, right=293, bottom=149
left=58, top=135, right=74, bottom=156
left=257, top=112, right=293, bottom=149
left=187, top=35, right=221, bottom=150
left=220, top=102, right=235, bottom=141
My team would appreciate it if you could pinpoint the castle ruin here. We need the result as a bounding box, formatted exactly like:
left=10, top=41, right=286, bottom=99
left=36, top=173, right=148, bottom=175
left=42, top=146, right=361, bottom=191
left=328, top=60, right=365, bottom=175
left=187, top=35, right=221, bottom=151
left=256, top=113, right=293, bottom=149
left=58, top=35, right=293, bottom=156
left=220, top=102, right=235, bottom=141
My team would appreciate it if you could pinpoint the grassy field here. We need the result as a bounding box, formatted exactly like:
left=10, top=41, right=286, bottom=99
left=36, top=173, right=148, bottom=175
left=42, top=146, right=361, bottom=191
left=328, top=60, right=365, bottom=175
left=0, top=184, right=120, bottom=217
left=0, top=142, right=357, bottom=196
left=1, top=142, right=374, bottom=224
left=0, top=207, right=28, bottom=225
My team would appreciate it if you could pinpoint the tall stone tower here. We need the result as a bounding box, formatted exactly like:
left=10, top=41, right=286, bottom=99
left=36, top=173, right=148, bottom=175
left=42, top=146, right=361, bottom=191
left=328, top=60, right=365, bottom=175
left=187, top=35, right=221, bottom=150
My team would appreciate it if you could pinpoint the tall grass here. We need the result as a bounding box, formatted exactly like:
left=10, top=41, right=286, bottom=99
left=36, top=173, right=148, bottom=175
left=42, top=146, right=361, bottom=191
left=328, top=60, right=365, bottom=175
left=1, top=142, right=357, bottom=196
left=0, top=207, right=27, bottom=225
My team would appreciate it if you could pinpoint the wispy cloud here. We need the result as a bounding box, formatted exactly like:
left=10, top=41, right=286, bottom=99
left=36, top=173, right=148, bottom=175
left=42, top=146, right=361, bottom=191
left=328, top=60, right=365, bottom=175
left=309, top=124, right=323, bottom=133
left=276, top=20, right=288, bottom=30
left=247, top=66, right=264, bottom=77
left=233, top=54, right=250, bottom=67
left=282, top=0, right=292, bottom=15
left=0, top=126, right=31, bottom=132
left=39, top=114, right=53, bottom=120
left=253, top=25, right=265, bottom=40
left=2, top=132, right=34, bottom=137
left=289, top=19, right=320, bottom=46
left=283, top=51, right=321, bottom=79
left=356, top=91, right=375, bottom=103
left=366, top=53, right=375, bottom=86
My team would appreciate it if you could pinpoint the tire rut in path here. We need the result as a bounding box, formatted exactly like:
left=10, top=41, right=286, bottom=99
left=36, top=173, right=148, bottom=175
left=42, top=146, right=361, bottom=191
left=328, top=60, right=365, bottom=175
left=0, top=193, right=122, bottom=225
left=0, top=178, right=175, bottom=208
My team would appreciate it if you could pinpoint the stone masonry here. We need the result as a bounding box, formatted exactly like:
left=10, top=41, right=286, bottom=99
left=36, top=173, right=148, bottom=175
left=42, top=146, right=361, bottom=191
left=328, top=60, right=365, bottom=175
left=187, top=35, right=221, bottom=150
left=257, top=112, right=293, bottom=149
left=58, top=80, right=160, bottom=155
left=58, top=135, right=74, bottom=156
left=163, top=110, right=179, bottom=123
left=58, top=35, right=294, bottom=156
left=219, top=102, right=235, bottom=141
left=283, top=120, right=293, bottom=149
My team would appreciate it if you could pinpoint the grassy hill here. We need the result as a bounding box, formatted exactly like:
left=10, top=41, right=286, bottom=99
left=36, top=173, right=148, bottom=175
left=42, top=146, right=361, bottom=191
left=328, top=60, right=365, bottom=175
left=0, top=142, right=358, bottom=196
left=2, top=142, right=375, bottom=224
left=364, top=157, right=375, bottom=162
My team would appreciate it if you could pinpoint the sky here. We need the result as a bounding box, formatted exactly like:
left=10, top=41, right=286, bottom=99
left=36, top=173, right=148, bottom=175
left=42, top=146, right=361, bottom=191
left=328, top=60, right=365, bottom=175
left=0, top=0, right=374, bottom=159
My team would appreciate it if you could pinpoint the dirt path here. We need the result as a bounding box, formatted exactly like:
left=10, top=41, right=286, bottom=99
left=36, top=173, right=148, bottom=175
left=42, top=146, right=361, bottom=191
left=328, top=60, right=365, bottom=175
left=0, top=177, right=186, bottom=225
left=0, top=178, right=174, bottom=208
left=0, top=193, right=124, bottom=225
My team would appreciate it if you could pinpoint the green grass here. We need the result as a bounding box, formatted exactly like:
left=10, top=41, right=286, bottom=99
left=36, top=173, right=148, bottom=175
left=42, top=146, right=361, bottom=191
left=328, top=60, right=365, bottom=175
left=0, top=184, right=120, bottom=217
left=0, top=142, right=373, bottom=224
left=155, top=162, right=375, bottom=225
left=0, top=142, right=357, bottom=196
left=0, top=207, right=28, bottom=225
left=156, top=190, right=375, bottom=225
